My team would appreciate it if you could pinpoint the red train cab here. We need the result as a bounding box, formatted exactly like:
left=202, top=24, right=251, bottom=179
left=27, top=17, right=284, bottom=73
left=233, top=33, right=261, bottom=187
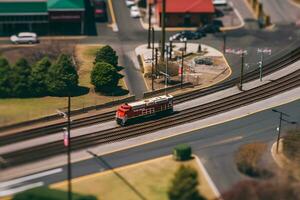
left=116, top=95, right=174, bottom=126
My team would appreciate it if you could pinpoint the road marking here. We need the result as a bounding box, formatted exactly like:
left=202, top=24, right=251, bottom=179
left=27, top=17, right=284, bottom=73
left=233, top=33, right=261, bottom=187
left=194, top=155, right=222, bottom=199
left=107, top=0, right=119, bottom=32
left=0, top=168, right=62, bottom=189
left=0, top=182, right=44, bottom=197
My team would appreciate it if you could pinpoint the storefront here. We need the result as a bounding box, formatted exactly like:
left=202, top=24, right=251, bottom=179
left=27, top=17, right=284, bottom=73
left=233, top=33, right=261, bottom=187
left=0, top=0, right=85, bottom=36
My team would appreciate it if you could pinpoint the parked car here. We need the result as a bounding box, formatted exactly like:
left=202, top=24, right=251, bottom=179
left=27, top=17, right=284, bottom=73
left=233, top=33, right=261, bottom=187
left=170, top=31, right=203, bottom=41
left=213, top=0, right=227, bottom=6
left=10, top=32, right=39, bottom=44
left=94, top=0, right=107, bottom=22
left=197, top=22, right=222, bottom=34
left=130, top=5, right=141, bottom=18
left=125, top=0, right=136, bottom=7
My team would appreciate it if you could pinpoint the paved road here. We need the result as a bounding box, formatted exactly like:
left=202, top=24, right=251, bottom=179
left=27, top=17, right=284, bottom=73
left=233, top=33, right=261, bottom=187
left=2, top=99, right=298, bottom=197
left=262, top=0, right=300, bottom=24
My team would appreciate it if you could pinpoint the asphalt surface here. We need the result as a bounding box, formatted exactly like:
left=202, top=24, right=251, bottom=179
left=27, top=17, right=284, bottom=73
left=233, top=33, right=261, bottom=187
left=2, top=99, right=299, bottom=196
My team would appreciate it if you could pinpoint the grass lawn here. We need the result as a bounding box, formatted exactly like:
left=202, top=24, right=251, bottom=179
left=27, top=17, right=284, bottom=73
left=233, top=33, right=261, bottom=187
left=0, top=45, right=128, bottom=127
left=51, top=155, right=217, bottom=200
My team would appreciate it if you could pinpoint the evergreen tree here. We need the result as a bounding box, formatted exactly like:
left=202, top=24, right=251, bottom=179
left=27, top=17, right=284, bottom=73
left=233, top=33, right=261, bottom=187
left=0, top=57, right=11, bottom=97
left=91, top=61, right=122, bottom=92
left=94, top=45, right=118, bottom=67
left=168, top=165, right=205, bottom=200
left=46, top=54, right=79, bottom=96
left=11, top=58, right=32, bottom=97
left=30, top=57, right=51, bottom=96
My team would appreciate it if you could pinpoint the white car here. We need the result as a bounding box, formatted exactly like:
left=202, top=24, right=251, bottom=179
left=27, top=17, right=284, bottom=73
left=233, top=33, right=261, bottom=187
left=130, top=6, right=141, bottom=18
left=10, top=32, right=39, bottom=44
left=125, top=0, right=136, bottom=7
left=213, top=0, right=227, bottom=6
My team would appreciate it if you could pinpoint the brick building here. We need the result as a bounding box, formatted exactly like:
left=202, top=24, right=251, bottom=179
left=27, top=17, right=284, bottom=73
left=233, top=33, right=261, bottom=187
left=149, top=0, right=215, bottom=27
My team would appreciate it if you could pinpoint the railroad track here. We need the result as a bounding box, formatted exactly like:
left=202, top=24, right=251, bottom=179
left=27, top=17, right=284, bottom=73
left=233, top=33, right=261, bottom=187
left=0, top=46, right=299, bottom=146
left=1, top=69, right=299, bottom=168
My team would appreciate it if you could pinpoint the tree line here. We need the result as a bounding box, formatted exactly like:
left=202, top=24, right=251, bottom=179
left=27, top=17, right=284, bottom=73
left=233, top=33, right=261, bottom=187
left=0, top=45, right=123, bottom=98
left=0, top=54, right=78, bottom=98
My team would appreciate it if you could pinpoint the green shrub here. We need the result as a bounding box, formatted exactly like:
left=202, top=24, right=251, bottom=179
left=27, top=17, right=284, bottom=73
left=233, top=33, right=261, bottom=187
left=46, top=54, right=79, bottom=96
left=0, top=57, right=12, bottom=97
left=173, top=144, right=192, bottom=161
left=91, top=61, right=122, bottom=92
left=94, top=45, right=118, bottom=67
left=30, top=57, right=51, bottom=96
left=10, top=58, right=32, bottom=97
left=168, top=165, right=205, bottom=200
left=12, top=187, right=97, bottom=200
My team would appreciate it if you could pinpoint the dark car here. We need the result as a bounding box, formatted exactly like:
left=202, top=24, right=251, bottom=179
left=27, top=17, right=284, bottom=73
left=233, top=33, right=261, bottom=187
left=197, top=22, right=222, bottom=34
left=171, top=31, right=202, bottom=41
left=94, top=0, right=107, bottom=22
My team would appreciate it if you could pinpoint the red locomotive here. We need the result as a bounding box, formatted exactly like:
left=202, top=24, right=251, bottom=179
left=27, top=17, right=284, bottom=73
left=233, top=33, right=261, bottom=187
left=116, top=95, right=174, bottom=126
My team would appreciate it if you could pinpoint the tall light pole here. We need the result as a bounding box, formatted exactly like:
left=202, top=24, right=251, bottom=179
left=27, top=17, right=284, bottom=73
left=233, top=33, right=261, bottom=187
left=57, top=96, right=72, bottom=200
left=67, top=95, right=72, bottom=200
left=151, top=27, right=155, bottom=91
left=272, top=109, right=297, bottom=153
left=257, top=48, right=272, bottom=82
left=160, top=0, right=166, bottom=62
left=147, top=3, right=152, bottom=49
left=180, top=49, right=184, bottom=88
left=222, top=32, right=227, bottom=54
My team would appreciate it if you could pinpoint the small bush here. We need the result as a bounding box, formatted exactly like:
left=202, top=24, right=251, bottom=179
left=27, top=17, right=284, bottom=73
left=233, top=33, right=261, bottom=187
left=94, top=45, right=118, bottom=67
left=91, top=61, right=122, bottom=92
left=173, top=144, right=192, bottom=161
left=235, top=143, right=272, bottom=178
left=168, top=165, right=205, bottom=200
left=12, top=187, right=98, bottom=200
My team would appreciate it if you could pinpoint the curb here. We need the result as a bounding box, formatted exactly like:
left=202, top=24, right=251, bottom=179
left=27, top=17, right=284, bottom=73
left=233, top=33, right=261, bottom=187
left=194, top=155, right=222, bottom=199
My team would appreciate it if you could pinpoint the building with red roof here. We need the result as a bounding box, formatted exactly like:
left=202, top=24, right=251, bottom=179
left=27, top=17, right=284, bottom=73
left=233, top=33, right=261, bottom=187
left=148, top=0, right=215, bottom=27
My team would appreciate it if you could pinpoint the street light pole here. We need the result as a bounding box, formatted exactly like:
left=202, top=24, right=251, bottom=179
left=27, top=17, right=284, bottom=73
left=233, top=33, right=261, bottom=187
left=223, top=32, right=226, bottom=54
left=272, top=109, right=297, bottom=153
left=67, top=95, right=72, bottom=200
left=165, top=46, right=169, bottom=95
left=155, top=48, right=158, bottom=75
left=160, top=0, right=166, bottom=62
left=239, top=52, right=245, bottom=91
left=276, top=112, right=283, bottom=153
left=147, top=3, right=152, bottom=49
left=151, top=27, right=155, bottom=91
left=259, top=52, right=263, bottom=81
left=181, top=50, right=184, bottom=88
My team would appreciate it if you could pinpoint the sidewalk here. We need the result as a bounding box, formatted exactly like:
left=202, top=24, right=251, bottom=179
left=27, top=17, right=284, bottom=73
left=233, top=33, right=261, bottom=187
left=0, top=59, right=299, bottom=181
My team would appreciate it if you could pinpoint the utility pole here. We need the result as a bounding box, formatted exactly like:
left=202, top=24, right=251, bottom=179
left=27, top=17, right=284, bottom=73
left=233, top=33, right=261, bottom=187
left=180, top=50, right=184, bottom=88
left=155, top=48, right=158, bottom=75
left=147, top=3, right=152, bottom=49
left=160, top=0, right=166, bottom=62
left=67, top=95, right=72, bottom=200
left=223, top=32, right=226, bottom=54
left=169, top=38, right=173, bottom=59
left=165, top=46, right=169, bottom=94
left=239, top=52, right=245, bottom=91
left=151, top=27, right=155, bottom=91
left=272, top=109, right=297, bottom=153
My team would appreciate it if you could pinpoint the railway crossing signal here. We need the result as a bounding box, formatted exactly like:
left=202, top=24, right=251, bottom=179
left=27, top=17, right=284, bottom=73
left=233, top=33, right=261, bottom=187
left=225, top=48, right=248, bottom=90
left=257, top=48, right=272, bottom=81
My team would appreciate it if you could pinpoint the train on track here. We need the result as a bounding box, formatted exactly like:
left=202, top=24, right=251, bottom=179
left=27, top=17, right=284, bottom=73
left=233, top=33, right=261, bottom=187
left=116, top=95, right=174, bottom=126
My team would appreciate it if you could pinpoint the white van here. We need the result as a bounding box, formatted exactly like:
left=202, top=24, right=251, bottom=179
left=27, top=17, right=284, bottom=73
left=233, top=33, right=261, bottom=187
left=10, top=32, right=39, bottom=44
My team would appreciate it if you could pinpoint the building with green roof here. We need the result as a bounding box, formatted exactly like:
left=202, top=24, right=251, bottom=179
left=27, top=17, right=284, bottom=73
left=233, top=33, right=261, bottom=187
left=0, top=0, right=85, bottom=35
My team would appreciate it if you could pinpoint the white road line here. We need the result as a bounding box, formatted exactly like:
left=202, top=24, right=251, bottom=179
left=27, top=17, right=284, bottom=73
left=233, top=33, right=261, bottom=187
left=0, top=182, right=44, bottom=197
left=194, top=156, right=222, bottom=199
left=0, top=168, right=62, bottom=189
